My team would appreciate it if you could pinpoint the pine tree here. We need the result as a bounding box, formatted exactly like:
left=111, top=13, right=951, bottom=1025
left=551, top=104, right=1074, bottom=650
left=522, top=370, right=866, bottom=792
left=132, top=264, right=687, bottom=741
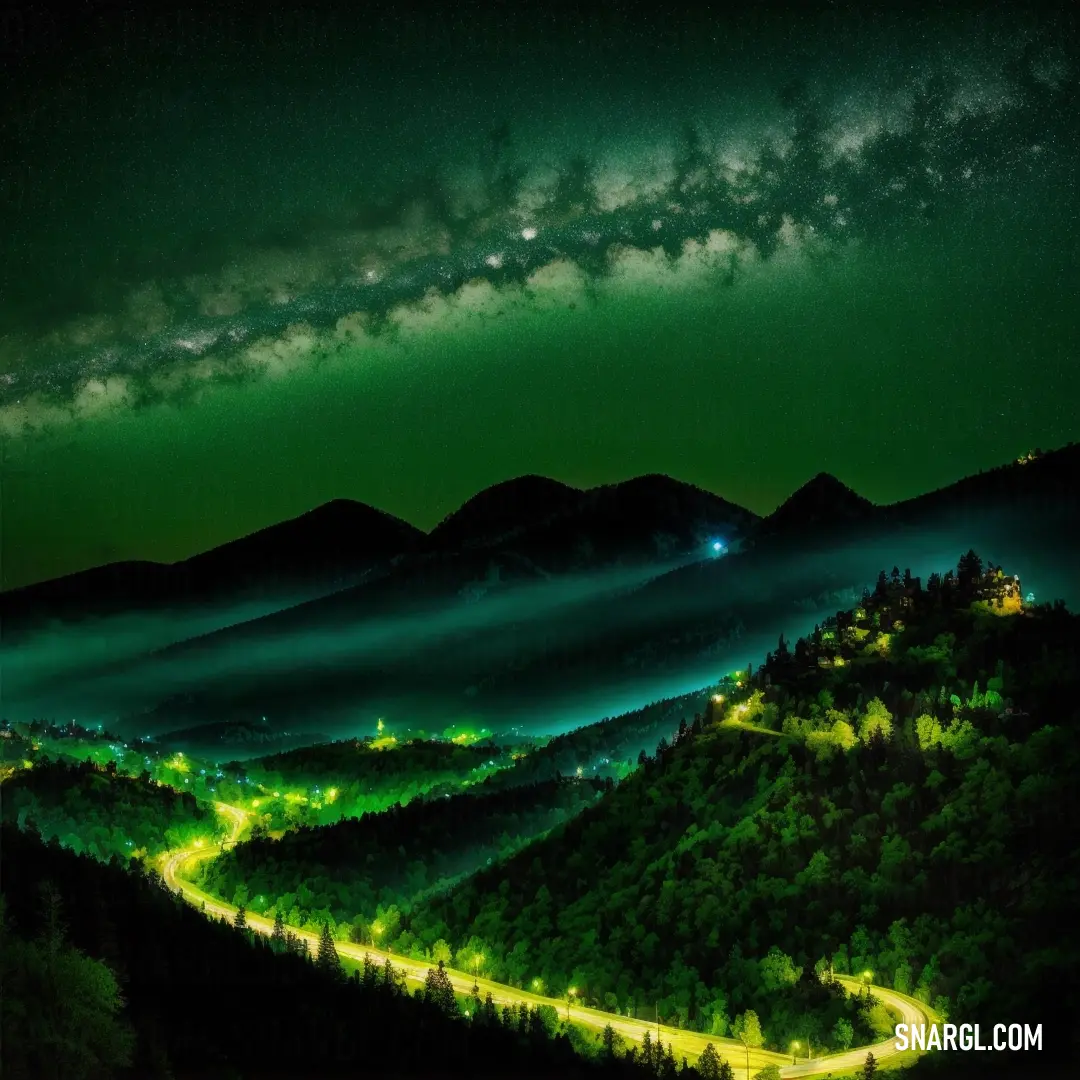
left=316, top=923, right=341, bottom=978
left=271, top=911, right=286, bottom=947
left=424, top=959, right=458, bottom=1016
left=717, top=1058, right=735, bottom=1080
left=861, top=1050, right=878, bottom=1078
left=641, top=1030, right=654, bottom=1070
left=234, top=904, right=247, bottom=931
left=662, top=1042, right=677, bottom=1077
left=697, top=1044, right=721, bottom=1080
left=602, top=1024, right=618, bottom=1058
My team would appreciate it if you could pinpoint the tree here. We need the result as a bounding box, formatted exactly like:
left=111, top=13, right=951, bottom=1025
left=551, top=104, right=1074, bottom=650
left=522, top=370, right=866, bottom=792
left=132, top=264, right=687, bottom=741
left=759, top=946, right=801, bottom=991
left=641, top=1030, right=654, bottom=1070
left=1, top=891, right=135, bottom=1079
left=717, top=1060, right=735, bottom=1080
left=601, top=1023, right=620, bottom=1059
left=957, top=549, right=983, bottom=587
left=832, top=1017, right=854, bottom=1050
left=753, top=1067, right=782, bottom=1080
left=431, top=938, right=453, bottom=965
left=697, top=1043, right=722, bottom=1080
left=271, top=910, right=286, bottom=946
left=860, top=1051, right=878, bottom=1078
left=316, top=923, right=341, bottom=978
left=425, top=960, right=458, bottom=1016
left=234, top=904, right=247, bottom=931
left=732, top=1010, right=764, bottom=1079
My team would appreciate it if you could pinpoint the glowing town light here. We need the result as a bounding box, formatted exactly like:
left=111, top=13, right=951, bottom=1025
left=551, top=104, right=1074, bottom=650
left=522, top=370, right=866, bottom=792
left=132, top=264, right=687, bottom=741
left=521, top=227, right=537, bottom=240
left=713, top=541, right=722, bottom=551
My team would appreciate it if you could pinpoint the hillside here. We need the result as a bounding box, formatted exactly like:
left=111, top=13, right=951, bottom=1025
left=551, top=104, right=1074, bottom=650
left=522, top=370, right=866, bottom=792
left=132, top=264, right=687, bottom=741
left=0, top=497, right=423, bottom=633
left=481, top=691, right=716, bottom=791
left=426, top=475, right=586, bottom=549
left=0, top=825, right=656, bottom=1080
left=227, top=737, right=514, bottom=828
left=753, top=472, right=875, bottom=542
left=0, top=759, right=223, bottom=860
left=395, top=553, right=1080, bottom=1063
left=196, top=778, right=608, bottom=934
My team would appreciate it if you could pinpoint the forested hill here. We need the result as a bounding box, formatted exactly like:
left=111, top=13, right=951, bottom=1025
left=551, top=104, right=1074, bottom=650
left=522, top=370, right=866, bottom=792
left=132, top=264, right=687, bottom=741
left=484, top=692, right=715, bottom=791
left=197, top=777, right=608, bottom=933
left=401, top=553, right=1080, bottom=1064
left=0, top=759, right=222, bottom=860
left=227, top=737, right=513, bottom=827
left=0, top=825, right=661, bottom=1080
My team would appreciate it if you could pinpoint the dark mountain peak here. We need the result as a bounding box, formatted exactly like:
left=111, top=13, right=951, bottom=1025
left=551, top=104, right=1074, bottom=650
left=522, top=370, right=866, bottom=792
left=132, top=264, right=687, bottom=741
left=760, top=471, right=875, bottom=538
left=0, top=499, right=422, bottom=631
left=185, top=498, right=422, bottom=571
left=426, top=475, right=584, bottom=549
left=590, top=473, right=756, bottom=516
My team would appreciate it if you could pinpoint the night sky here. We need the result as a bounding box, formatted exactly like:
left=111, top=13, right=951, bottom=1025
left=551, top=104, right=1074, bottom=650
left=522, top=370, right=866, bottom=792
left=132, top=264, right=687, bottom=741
left=2, top=2, right=1078, bottom=590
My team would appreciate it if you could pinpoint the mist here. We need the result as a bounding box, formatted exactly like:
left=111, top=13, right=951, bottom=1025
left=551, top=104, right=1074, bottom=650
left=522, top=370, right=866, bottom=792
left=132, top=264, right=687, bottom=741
left=6, top=495, right=1073, bottom=747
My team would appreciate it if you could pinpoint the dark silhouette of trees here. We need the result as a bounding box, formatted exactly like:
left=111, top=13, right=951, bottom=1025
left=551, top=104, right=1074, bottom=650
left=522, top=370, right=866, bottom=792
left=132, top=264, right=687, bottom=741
left=316, top=922, right=342, bottom=978
left=0, top=889, right=135, bottom=1079
left=425, top=959, right=459, bottom=1016
left=696, top=1042, right=721, bottom=1080
left=1, top=826, right=665, bottom=1078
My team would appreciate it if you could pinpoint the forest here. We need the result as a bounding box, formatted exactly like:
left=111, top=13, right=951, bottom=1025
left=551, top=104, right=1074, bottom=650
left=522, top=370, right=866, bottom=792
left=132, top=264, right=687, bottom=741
left=0, top=825, right=674, bottom=1080
left=197, top=776, right=609, bottom=937
left=384, top=555, right=1078, bottom=1061
left=0, top=759, right=223, bottom=860
left=220, top=736, right=516, bottom=827
left=3, top=550, right=1077, bottom=1077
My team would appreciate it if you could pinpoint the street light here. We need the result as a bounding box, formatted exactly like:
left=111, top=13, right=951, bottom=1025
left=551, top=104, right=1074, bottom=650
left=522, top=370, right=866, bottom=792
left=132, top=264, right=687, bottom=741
left=791, top=1041, right=800, bottom=1064
left=532, top=978, right=544, bottom=994
left=567, top=986, right=577, bottom=1020
left=863, top=970, right=874, bottom=997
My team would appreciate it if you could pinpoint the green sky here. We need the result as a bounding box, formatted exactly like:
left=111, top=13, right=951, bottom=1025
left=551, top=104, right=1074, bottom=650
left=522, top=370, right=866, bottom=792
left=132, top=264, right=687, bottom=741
left=1, top=5, right=1078, bottom=589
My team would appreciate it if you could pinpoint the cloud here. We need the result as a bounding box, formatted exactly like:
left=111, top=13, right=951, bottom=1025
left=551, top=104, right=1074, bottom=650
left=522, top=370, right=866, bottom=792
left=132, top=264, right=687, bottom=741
left=1, top=37, right=1075, bottom=433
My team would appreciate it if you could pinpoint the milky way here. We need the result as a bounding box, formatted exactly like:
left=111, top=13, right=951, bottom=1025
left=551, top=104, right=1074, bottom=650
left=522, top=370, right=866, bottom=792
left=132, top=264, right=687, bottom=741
left=2, top=28, right=1076, bottom=433
left=1, top=5, right=1078, bottom=589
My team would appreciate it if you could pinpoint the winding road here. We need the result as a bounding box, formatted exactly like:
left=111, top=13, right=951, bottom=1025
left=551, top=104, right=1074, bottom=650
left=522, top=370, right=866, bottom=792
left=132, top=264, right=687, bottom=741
left=162, top=802, right=935, bottom=1079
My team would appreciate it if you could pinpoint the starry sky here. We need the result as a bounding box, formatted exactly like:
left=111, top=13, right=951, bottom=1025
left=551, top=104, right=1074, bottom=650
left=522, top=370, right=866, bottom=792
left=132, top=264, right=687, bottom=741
left=1, top=1, right=1078, bottom=590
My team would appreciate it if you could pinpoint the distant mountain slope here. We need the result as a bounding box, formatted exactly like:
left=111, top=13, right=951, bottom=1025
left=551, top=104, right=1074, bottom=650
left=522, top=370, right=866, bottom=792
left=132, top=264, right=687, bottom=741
left=0, top=498, right=423, bottom=632
left=755, top=471, right=875, bottom=540
left=178, top=497, right=422, bottom=587
left=427, top=473, right=757, bottom=565
left=427, top=475, right=586, bottom=549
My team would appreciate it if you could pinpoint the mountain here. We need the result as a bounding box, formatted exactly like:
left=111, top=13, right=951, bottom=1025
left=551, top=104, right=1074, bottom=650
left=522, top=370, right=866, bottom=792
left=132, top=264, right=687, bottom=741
left=177, top=497, right=422, bottom=589
left=426, top=475, right=586, bottom=550
left=397, top=557, right=1080, bottom=1068
left=426, top=473, right=756, bottom=565
left=150, top=717, right=332, bottom=758
left=8, top=449, right=1079, bottom=748
left=0, top=498, right=423, bottom=633
left=753, top=471, right=876, bottom=543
